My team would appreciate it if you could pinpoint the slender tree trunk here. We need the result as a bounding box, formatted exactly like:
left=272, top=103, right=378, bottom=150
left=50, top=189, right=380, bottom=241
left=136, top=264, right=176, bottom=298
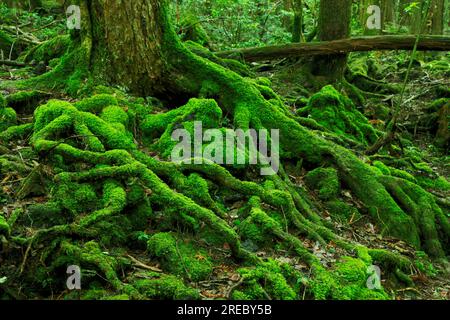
left=282, top=0, right=292, bottom=30
left=427, top=0, right=445, bottom=34
left=399, top=0, right=423, bottom=33
left=291, top=0, right=303, bottom=42
left=312, top=0, right=352, bottom=82
left=381, top=0, right=397, bottom=32
left=4, top=0, right=43, bottom=9
left=360, top=0, right=381, bottom=35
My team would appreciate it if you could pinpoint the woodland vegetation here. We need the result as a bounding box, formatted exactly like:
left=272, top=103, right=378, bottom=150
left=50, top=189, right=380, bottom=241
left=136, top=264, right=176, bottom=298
left=0, top=0, right=449, bottom=300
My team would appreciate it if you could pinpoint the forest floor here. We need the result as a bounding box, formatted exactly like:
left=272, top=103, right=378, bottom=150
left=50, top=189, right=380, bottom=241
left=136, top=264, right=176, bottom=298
left=253, top=52, right=450, bottom=300
left=0, top=5, right=449, bottom=300
left=1, top=49, right=449, bottom=300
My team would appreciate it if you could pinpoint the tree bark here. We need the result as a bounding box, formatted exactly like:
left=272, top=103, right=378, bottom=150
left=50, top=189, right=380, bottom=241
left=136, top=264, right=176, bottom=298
left=78, top=0, right=170, bottom=96
left=427, top=0, right=445, bottom=34
left=291, top=0, right=303, bottom=42
left=312, top=0, right=352, bottom=82
left=381, top=0, right=397, bottom=31
left=217, top=35, right=450, bottom=62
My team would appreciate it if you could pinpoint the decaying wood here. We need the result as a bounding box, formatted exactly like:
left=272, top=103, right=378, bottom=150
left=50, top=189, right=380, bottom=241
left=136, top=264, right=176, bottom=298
left=217, top=35, right=450, bottom=61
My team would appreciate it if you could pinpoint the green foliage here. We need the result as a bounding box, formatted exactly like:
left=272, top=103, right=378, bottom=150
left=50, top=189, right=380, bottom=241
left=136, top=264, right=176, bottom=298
left=175, top=0, right=293, bottom=50
left=0, top=3, right=65, bottom=41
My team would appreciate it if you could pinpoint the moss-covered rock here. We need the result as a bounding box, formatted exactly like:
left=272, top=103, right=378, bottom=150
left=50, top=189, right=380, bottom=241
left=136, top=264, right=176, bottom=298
left=0, top=211, right=10, bottom=236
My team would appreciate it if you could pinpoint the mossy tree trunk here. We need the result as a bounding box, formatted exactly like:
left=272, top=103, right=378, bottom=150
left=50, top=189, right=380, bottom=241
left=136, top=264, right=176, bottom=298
left=312, top=0, right=352, bottom=82
left=76, top=0, right=168, bottom=96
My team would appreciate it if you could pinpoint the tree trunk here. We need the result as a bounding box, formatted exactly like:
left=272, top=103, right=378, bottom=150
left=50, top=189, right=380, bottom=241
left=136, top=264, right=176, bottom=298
left=291, top=0, right=303, bottom=42
left=3, top=0, right=43, bottom=10
left=282, top=0, right=292, bottom=30
left=312, top=0, right=352, bottom=82
left=79, top=0, right=169, bottom=96
left=360, top=0, right=381, bottom=35
left=427, top=0, right=445, bottom=34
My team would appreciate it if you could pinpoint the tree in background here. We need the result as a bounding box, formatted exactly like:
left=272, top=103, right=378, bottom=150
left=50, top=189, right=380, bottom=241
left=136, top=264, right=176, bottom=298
left=291, top=0, right=304, bottom=42
left=312, top=0, right=352, bottom=82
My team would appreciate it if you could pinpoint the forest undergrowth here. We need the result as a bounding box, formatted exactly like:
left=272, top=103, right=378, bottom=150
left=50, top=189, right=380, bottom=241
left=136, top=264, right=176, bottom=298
left=0, top=3, right=449, bottom=300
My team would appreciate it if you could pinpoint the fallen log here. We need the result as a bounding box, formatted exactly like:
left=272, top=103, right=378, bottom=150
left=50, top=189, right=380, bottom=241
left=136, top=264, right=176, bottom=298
left=217, top=35, right=450, bottom=62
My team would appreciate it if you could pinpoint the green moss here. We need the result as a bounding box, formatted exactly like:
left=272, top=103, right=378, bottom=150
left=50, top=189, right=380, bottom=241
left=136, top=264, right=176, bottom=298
left=373, top=161, right=417, bottom=183
left=310, top=258, right=389, bottom=300
left=325, top=200, right=361, bottom=221
left=21, top=35, right=71, bottom=64
left=373, top=161, right=391, bottom=175
left=305, top=167, right=340, bottom=201
left=180, top=14, right=211, bottom=48
left=414, top=251, right=437, bottom=277
left=0, top=107, right=17, bottom=131
left=56, top=240, right=131, bottom=294
left=133, top=274, right=200, bottom=300
left=304, top=85, right=379, bottom=145
left=239, top=216, right=269, bottom=246
left=234, top=259, right=298, bottom=300
left=15, top=37, right=92, bottom=96
left=0, top=29, right=14, bottom=55
left=75, top=94, right=119, bottom=114
left=147, top=232, right=213, bottom=282
left=416, top=175, right=450, bottom=193
left=5, top=90, right=48, bottom=114
left=428, top=98, right=448, bottom=113
left=0, top=93, right=5, bottom=108
left=0, top=211, right=10, bottom=236
left=368, top=249, right=412, bottom=272
left=54, top=181, right=98, bottom=214
left=100, top=106, right=129, bottom=127
left=142, top=98, right=222, bottom=158
left=27, top=202, right=64, bottom=227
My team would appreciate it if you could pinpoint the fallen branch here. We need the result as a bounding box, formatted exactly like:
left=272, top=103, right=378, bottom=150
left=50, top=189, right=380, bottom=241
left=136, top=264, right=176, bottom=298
left=217, top=35, right=450, bottom=62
